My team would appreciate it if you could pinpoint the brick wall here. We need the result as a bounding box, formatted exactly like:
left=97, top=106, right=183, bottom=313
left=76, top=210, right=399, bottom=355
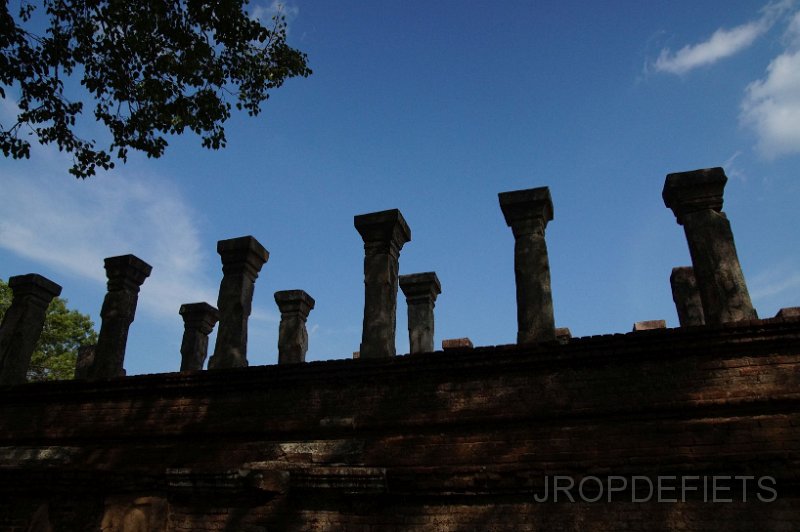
left=1, top=317, right=799, bottom=530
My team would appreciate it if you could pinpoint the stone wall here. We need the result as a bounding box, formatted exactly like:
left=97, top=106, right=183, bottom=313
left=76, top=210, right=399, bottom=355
left=1, top=316, right=799, bottom=531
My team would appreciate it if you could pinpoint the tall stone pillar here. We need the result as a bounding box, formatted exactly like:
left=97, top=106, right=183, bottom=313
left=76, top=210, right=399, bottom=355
left=670, top=267, right=705, bottom=326
left=399, top=272, right=441, bottom=354
left=354, top=209, right=411, bottom=359
left=663, top=168, right=756, bottom=325
left=88, top=255, right=152, bottom=380
left=208, top=236, right=269, bottom=369
left=274, top=290, right=315, bottom=364
left=0, top=274, right=62, bottom=385
left=179, top=302, right=219, bottom=372
left=499, top=187, right=556, bottom=343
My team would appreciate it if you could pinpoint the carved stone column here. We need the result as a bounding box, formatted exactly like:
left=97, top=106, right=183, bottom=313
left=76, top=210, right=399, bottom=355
left=663, top=168, right=756, bottom=325
left=0, top=274, right=62, bottom=385
left=670, top=266, right=705, bottom=326
left=74, top=344, right=96, bottom=379
left=208, top=236, right=269, bottom=369
left=179, top=302, right=219, bottom=372
left=399, top=272, right=441, bottom=354
left=499, top=187, right=556, bottom=343
left=354, top=209, right=411, bottom=358
left=274, top=290, right=315, bottom=364
left=88, top=255, right=152, bottom=380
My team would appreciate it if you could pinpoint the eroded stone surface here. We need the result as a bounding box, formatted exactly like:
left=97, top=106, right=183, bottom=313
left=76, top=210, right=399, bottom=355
left=179, top=302, right=219, bottom=372
left=208, top=236, right=269, bottom=369
left=442, top=337, right=473, bottom=349
left=354, top=209, right=411, bottom=359
left=88, top=255, right=152, bottom=380
left=0, top=274, right=62, bottom=385
left=663, top=168, right=756, bottom=325
left=499, top=187, right=556, bottom=343
left=670, top=267, right=705, bottom=327
left=632, top=320, right=667, bottom=331
left=274, top=290, right=315, bottom=364
left=399, top=272, right=441, bottom=354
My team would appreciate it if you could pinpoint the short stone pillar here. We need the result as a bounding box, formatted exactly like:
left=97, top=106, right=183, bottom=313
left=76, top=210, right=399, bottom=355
left=179, top=302, right=219, bottom=372
left=499, top=187, right=556, bottom=343
left=663, top=168, right=757, bottom=325
left=399, top=272, right=441, bottom=354
left=0, top=274, right=62, bottom=385
left=88, top=255, right=152, bottom=380
left=274, top=290, right=315, bottom=364
left=74, top=344, right=96, bottom=379
left=670, top=266, right=705, bottom=326
left=208, top=236, right=269, bottom=369
left=354, top=209, right=411, bottom=359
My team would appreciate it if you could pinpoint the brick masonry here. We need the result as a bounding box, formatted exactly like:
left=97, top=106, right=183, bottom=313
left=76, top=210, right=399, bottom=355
left=1, top=317, right=800, bottom=530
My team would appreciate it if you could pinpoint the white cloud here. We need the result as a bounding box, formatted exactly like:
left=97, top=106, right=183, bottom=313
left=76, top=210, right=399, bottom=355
left=0, top=166, right=217, bottom=319
left=740, top=49, right=800, bottom=158
left=653, top=0, right=794, bottom=75
left=749, top=261, right=800, bottom=302
left=250, top=1, right=299, bottom=26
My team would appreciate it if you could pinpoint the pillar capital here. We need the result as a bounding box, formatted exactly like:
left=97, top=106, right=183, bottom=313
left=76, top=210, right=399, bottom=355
left=0, top=274, right=62, bottom=385
left=499, top=187, right=553, bottom=237
left=217, top=236, right=269, bottom=279
left=354, top=209, right=411, bottom=256
left=274, top=290, right=315, bottom=364
left=274, top=290, right=315, bottom=319
left=104, top=255, right=152, bottom=292
left=179, top=302, right=220, bottom=335
left=399, top=272, right=441, bottom=304
left=8, top=274, right=62, bottom=307
left=662, top=167, right=726, bottom=225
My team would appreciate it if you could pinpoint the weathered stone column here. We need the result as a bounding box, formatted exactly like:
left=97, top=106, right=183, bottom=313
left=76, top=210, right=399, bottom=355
left=208, top=236, right=269, bottom=369
left=179, top=302, right=219, bottom=372
left=663, top=168, right=757, bottom=325
left=354, top=209, right=411, bottom=359
left=399, top=272, right=441, bottom=354
left=274, top=290, right=315, bottom=364
left=0, top=274, right=62, bottom=385
left=670, top=266, right=705, bottom=326
left=88, top=255, right=152, bottom=380
left=74, top=344, right=96, bottom=379
left=499, top=187, right=556, bottom=343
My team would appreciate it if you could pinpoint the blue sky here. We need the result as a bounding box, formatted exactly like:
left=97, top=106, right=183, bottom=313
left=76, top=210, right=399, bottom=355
left=2, top=0, right=800, bottom=375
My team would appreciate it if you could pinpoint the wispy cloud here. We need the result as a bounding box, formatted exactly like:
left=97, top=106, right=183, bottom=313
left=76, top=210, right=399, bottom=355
left=749, top=261, right=800, bottom=302
left=652, top=0, right=794, bottom=75
left=740, top=11, right=800, bottom=158
left=250, top=1, right=299, bottom=26
left=0, top=164, right=217, bottom=319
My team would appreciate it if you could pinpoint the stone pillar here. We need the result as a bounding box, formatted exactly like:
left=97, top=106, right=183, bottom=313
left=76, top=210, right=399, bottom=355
left=274, top=290, right=315, bottom=364
left=670, top=266, right=705, bottom=326
left=663, top=168, right=757, bottom=325
left=399, top=272, right=441, bottom=354
left=74, top=344, right=96, bottom=379
left=208, top=236, right=269, bottom=369
left=354, top=209, right=411, bottom=359
left=0, top=274, right=62, bottom=385
left=499, top=187, right=556, bottom=343
left=88, top=255, right=152, bottom=380
left=179, top=302, right=219, bottom=372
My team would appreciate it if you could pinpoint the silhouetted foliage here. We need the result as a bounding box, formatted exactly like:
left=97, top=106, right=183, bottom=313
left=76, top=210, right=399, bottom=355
left=0, top=278, right=97, bottom=380
left=0, top=0, right=311, bottom=177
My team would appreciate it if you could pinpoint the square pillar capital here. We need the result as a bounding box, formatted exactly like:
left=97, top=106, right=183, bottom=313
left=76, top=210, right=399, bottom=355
left=399, top=272, right=441, bottom=304
left=104, top=255, right=152, bottom=292
left=217, top=236, right=269, bottom=279
left=499, top=187, right=553, bottom=237
left=662, top=167, right=726, bottom=225
left=274, top=290, right=316, bottom=320
left=354, top=209, right=411, bottom=255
